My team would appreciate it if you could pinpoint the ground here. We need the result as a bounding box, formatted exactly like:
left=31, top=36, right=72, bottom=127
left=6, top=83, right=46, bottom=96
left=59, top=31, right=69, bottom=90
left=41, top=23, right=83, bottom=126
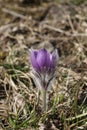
left=0, top=0, right=87, bottom=130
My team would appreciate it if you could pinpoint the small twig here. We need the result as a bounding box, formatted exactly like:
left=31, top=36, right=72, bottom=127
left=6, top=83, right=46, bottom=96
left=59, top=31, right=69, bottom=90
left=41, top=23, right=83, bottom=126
left=67, top=15, right=76, bottom=33
left=72, top=33, right=87, bottom=37
left=0, top=23, right=16, bottom=33
left=44, top=24, right=87, bottom=37
left=2, top=8, right=26, bottom=19
left=69, top=117, right=87, bottom=129
left=45, top=24, right=65, bottom=33
left=66, top=112, right=87, bottom=122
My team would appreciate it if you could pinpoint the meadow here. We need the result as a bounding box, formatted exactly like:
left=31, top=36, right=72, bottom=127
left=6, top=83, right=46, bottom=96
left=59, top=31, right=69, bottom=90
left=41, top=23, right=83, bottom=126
left=0, top=0, right=87, bottom=129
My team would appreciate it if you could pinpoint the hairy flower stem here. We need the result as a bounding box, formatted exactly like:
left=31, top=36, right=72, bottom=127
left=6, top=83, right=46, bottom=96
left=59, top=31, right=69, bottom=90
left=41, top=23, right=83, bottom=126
left=37, top=90, right=40, bottom=105
left=42, top=88, right=47, bottom=112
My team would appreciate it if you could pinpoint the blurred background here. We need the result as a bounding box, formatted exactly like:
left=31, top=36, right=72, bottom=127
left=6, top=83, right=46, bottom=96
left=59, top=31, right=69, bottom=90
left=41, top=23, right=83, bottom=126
left=0, top=0, right=87, bottom=130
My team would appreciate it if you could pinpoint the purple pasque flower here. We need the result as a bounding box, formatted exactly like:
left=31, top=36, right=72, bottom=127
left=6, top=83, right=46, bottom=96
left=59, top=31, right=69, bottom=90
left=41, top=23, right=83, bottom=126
left=30, top=48, right=59, bottom=90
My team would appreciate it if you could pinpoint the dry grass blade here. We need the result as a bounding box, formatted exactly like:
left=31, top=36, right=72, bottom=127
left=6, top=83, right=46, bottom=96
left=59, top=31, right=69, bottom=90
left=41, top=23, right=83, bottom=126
left=2, top=8, right=27, bottom=19
left=0, top=0, right=87, bottom=129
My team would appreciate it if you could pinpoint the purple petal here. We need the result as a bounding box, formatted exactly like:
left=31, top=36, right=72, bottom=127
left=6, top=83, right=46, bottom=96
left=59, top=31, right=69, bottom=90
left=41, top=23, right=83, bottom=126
left=50, top=49, right=59, bottom=68
left=30, top=49, right=40, bottom=71
left=45, top=50, right=51, bottom=67
left=37, top=49, right=50, bottom=68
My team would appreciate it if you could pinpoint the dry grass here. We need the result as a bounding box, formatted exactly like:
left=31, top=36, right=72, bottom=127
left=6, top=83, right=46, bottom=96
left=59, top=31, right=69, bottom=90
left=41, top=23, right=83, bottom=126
left=0, top=0, right=87, bottom=129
